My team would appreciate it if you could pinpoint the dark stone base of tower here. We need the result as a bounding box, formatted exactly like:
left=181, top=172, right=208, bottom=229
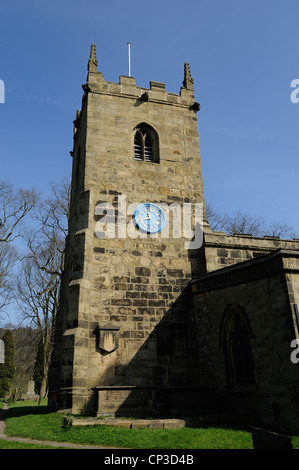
left=48, top=45, right=299, bottom=433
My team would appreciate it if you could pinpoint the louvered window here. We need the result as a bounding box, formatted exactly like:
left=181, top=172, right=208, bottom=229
left=144, top=134, right=153, bottom=162
left=134, top=131, right=143, bottom=161
left=133, top=123, right=159, bottom=163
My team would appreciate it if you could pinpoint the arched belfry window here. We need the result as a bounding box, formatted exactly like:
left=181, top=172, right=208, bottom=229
left=220, top=305, right=255, bottom=388
left=133, top=123, right=159, bottom=163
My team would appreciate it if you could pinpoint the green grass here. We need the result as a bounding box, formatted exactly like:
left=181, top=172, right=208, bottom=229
left=0, top=438, right=72, bottom=449
left=2, top=400, right=299, bottom=449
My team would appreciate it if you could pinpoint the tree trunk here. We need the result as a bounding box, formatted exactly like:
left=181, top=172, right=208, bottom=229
left=38, top=376, right=47, bottom=405
left=38, top=349, right=49, bottom=405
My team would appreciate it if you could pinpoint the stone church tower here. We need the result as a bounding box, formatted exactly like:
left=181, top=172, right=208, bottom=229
left=48, top=44, right=208, bottom=415
left=48, top=44, right=299, bottom=432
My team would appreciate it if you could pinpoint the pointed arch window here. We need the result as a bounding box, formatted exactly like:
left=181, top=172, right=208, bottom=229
left=220, top=306, right=255, bottom=388
left=133, top=123, right=159, bottom=163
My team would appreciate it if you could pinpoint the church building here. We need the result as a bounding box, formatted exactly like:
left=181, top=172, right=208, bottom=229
left=48, top=44, right=299, bottom=433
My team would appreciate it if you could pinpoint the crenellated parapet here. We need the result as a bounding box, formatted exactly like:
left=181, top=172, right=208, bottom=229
left=84, top=44, right=199, bottom=110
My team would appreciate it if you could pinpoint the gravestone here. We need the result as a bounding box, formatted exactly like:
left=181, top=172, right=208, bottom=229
left=0, top=339, right=4, bottom=364
left=251, top=427, right=293, bottom=449
left=25, top=379, right=38, bottom=400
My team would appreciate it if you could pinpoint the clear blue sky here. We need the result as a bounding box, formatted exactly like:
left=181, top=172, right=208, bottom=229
left=1, top=0, right=299, bottom=234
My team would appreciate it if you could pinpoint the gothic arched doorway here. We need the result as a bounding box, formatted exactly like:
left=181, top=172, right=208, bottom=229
left=220, top=305, right=255, bottom=388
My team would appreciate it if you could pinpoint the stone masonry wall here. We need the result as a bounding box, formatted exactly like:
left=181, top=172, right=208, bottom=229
left=191, top=251, right=299, bottom=432
left=204, top=230, right=299, bottom=272
left=49, top=59, right=206, bottom=414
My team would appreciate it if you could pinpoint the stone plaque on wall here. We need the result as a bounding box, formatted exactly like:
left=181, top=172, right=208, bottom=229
left=98, top=324, right=120, bottom=353
left=95, top=386, right=154, bottom=415
left=0, top=340, right=4, bottom=363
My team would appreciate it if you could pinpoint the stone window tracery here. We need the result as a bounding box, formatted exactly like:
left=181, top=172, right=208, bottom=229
left=133, top=123, right=159, bottom=163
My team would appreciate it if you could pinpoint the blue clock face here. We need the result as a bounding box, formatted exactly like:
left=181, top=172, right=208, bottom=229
left=133, top=203, right=166, bottom=234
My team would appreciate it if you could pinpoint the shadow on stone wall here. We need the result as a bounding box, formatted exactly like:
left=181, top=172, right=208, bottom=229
left=87, top=271, right=220, bottom=418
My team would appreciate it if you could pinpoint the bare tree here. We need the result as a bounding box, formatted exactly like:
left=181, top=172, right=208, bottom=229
left=0, top=181, right=38, bottom=243
left=35, top=178, right=70, bottom=250
left=15, top=178, right=70, bottom=403
left=0, top=243, right=15, bottom=312
left=219, top=211, right=266, bottom=237
left=0, top=181, right=38, bottom=320
left=25, top=178, right=70, bottom=276
left=264, top=221, right=298, bottom=239
left=205, top=203, right=298, bottom=239
left=16, top=243, right=61, bottom=403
